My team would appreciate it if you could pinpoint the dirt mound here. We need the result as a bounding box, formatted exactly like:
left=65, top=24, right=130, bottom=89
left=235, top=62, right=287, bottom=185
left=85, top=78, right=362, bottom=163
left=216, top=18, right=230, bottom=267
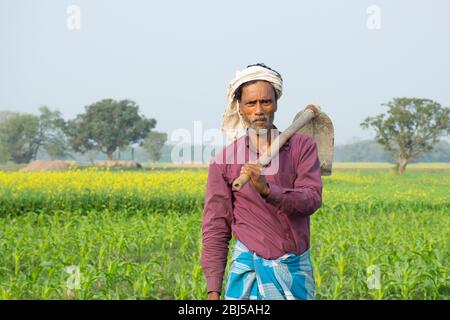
left=20, top=160, right=77, bottom=172
left=93, top=160, right=142, bottom=168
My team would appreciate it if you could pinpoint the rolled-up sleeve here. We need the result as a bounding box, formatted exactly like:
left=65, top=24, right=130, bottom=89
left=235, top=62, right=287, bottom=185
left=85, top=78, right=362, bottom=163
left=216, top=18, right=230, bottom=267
left=201, top=161, right=233, bottom=294
left=264, top=137, right=323, bottom=216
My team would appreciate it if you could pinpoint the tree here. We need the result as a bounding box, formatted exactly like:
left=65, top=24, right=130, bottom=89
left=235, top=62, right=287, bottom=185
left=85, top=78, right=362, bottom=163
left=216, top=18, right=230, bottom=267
left=0, top=107, right=67, bottom=163
left=43, top=134, right=74, bottom=160
left=0, top=142, right=7, bottom=164
left=361, top=98, right=450, bottom=174
left=38, top=106, right=71, bottom=160
left=142, top=131, right=168, bottom=162
left=0, top=114, right=40, bottom=163
left=0, top=111, right=20, bottom=163
left=66, top=99, right=156, bottom=160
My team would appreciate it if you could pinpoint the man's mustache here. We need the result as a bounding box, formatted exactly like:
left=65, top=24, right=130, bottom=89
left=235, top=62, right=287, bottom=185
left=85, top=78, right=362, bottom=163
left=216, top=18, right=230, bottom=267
left=252, top=117, right=267, bottom=122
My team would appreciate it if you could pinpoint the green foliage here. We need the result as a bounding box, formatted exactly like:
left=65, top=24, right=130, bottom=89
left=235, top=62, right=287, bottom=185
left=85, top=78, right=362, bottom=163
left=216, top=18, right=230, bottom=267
left=42, top=136, right=73, bottom=160
left=0, top=114, right=40, bottom=163
left=0, top=141, right=9, bottom=164
left=141, top=131, right=168, bottom=162
left=0, top=107, right=66, bottom=164
left=361, top=98, right=450, bottom=174
left=38, top=106, right=70, bottom=160
left=66, top=99, right=156, bottom=160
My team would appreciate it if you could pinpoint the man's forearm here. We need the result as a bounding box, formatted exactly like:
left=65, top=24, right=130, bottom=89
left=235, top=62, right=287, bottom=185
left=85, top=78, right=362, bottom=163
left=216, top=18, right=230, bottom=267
left=263, top=181, right=322, bottom=216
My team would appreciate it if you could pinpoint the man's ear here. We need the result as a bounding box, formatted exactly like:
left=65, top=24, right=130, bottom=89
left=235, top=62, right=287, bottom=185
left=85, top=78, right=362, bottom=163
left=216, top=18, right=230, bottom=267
left=238, top=103, right=243, bottom=116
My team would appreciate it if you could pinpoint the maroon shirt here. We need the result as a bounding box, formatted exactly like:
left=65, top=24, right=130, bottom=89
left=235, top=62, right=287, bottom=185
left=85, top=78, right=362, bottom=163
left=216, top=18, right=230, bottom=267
left=201, top=130, right=323, bottom=293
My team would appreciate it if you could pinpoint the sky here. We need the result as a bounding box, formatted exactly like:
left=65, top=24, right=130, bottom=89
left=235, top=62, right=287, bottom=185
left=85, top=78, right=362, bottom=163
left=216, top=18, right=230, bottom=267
left=1, top=0, right=449, bottom=146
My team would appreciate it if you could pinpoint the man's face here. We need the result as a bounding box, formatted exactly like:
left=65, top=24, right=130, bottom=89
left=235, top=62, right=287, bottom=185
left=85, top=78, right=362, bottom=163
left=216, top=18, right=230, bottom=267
left=239, top=80, right=277, bottom=131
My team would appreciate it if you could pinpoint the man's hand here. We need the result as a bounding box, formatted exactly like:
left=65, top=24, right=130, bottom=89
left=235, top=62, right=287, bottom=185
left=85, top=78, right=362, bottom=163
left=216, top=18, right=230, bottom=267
left=207, top=291, right=220, bottom=300
left=241, top=163, right=271, bottom=197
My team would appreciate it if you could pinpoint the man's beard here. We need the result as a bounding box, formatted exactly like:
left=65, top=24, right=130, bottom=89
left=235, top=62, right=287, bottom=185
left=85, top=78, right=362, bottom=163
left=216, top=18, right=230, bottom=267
left=245, top=116, right=274, bottom=132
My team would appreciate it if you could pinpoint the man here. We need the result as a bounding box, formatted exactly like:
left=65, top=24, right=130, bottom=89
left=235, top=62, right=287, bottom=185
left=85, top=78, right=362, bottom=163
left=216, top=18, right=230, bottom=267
left=201, top=63, right=323, bottom=300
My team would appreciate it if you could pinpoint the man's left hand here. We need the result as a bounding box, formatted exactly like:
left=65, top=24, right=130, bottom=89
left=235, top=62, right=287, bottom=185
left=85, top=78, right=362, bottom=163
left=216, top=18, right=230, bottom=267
left=241, top=163, right=271, bottom=197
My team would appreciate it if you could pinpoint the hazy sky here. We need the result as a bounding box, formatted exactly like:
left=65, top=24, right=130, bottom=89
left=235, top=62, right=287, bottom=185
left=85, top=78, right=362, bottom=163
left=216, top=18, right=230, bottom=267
left=1, top=0, right=449, bottom=145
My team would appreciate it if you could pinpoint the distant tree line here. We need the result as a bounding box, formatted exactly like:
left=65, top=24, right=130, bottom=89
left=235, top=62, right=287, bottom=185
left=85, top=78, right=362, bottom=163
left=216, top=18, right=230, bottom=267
left=0, top=99, right=168, bottom=164
left=139, top=140, right=450, bottom=164
left=334, top=139, right=450, bottom=163
left=27, top=139, right=450, bottom=165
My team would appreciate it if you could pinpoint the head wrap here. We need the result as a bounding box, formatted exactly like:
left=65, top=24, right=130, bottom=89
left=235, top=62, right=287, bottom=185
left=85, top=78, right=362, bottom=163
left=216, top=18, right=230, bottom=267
left=221, top=65, right=283, bottom=144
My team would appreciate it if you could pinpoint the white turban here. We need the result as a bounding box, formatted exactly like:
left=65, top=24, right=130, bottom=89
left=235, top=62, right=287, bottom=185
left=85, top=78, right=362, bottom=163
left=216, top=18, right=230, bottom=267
left=221, top=65, right=283, bottom=144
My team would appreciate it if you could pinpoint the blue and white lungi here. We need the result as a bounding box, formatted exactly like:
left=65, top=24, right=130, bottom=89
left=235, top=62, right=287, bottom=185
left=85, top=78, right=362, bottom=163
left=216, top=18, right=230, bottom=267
left=224, top=240, right=315, bottom=300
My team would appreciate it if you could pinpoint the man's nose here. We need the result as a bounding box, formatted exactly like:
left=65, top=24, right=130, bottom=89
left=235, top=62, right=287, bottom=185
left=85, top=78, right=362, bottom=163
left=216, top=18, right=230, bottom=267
left=255, top=102, right=264, bottom=114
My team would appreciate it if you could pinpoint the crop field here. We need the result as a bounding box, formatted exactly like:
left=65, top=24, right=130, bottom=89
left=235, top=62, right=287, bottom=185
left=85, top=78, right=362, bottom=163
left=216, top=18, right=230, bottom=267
left=0, top=166, right=448, bottom=299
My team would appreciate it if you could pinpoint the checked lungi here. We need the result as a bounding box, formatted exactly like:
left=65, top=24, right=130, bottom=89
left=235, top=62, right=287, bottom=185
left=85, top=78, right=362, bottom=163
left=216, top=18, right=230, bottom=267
left=224, top=240, right=315, bottom=300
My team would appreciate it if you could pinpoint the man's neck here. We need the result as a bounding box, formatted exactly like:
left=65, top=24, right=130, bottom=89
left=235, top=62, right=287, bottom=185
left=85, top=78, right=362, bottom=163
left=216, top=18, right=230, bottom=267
left=247, top=125, right=279, bottom=154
